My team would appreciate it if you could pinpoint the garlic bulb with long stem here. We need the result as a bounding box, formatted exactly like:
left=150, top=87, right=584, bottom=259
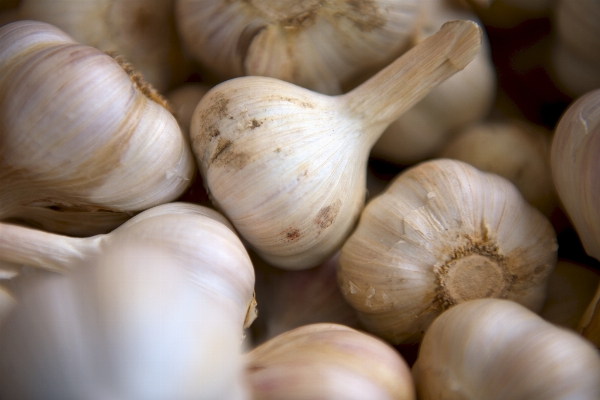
left=176, top=0, right=421, bottom=95
left=551, top=88, right=600, bottom=261
left=19, top=0, right=191, bottom=92
left=413, top=298, right=600, bottom=399
left=191, top=20, right=482, bottom=270
left=338, top=159, right=557, bottom=344
left=0, top=202, right=257, bottom=331
left=370, top=0, right=496, bottom=165
left=0, top=241, right=249, bottom=400
left=0, top=21, right=195, bottom=236
left=440, top=119, right=556, bottom=215
left=245, top=323, right=416, bottom=399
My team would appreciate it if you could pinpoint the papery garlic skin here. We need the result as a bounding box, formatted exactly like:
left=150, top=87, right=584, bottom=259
left=370, top=0, right=495, bottom=165
left=413, top=298, right=600, bottom=400
left=440, top=119, right=556, bottom=215
left=245, top=323, right=415, bottom=400
left=0, top=21, right=195, bottom=235
left=0, top=242, right=249, bottom=400
left=176, top=0, right=421, bottom=95
left=551, top=89, right=600, bottom=261
left=0, top=202, right=257, bottom=331
left=19, top=0, right=190, bottom=92
left=338, top=159, right=557, bottom=344
left=190, top=21, right=482, bottom=270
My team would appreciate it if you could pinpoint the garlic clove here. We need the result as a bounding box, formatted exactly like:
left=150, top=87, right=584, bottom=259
left=18, top=0, right=192, bottom=92
left=413, top=298, right=600, bottom=399
left=551, top=88, right=600, bottom=262
left=338, top=159, right=557, bottom=344
left=176, top=0, right=421, bottom=95
left=245, top=323, right=416, bottom=399
left=190, top=20, right=482, bottom=270
left=370, top=0, right=496, bottom=165
left=0, top=241, right=250, bottom=400
left=541, top=260, right=600, bottom=331
left=0, top=21, right=195, bottom=236
left=251, top=251, right=358, bottom=345
left=0, top=202, right=257, bottom=331
left=440, top=118, right=556, bottom=215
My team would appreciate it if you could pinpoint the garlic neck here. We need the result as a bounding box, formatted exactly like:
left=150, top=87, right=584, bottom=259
left=341, top=20, right=482, bottom=147
left=111, top=53, right=169, bottom=110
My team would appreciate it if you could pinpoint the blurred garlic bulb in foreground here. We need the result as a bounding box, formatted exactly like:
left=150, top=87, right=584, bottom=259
left=245, top=323, right=416, bottom=399
left=0, top=21, right=195, bottom=236
left=176, top=0, right=421, bottom=94
left=440, top=119, right=556, bottom=215
left=19, top=0, right=191, bottom=92
left=190, top=21, right=482, bottom=270
left=551, top=88, right=600, bottom=261
left=370, top=0, right=496, bottom=165
left=0, top=242, right=249, bottom=400
left=0, top=202, right=257, bottom=331
left=338, top=159, right=558, bottom=344
left=413, top=298, right=600, bottom=399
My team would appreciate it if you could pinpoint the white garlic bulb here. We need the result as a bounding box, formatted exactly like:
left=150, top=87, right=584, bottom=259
left=0, top=241, right=249, bottom=400
left=19, top=0, right=190, bottom=92
left=551, top=88, right=600, bottom=261
left=0, top=202, right=257, bottom=331
left=338, top=159, right=558, bottom=344
left=370, top=0, right=496, bottom=165
left=440, top=119, right=556, bottom=215
left=413, top=298, right=600, bottom=399
left=190, top=20, right=482, bottom=270
left=551, top=0, right=600, bottom=96
left=245, top=323, right=416, bottom=399
left=0, top=21, right=195, bottom=236
left=176, top=0, right=421, bottom=95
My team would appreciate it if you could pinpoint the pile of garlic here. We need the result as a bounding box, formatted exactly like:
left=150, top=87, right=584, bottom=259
left=1, top=0, right=600, bottom=398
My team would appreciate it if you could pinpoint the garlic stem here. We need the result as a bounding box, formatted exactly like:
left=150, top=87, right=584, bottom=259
left=344, top=20, right=482, bottom=140
left=0, top=222, right=99, bottom=273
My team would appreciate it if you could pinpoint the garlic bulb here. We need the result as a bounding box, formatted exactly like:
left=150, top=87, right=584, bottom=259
left=167, top=83, right=211, bottom=141
left=440, top=119, right=556, bottom=215
left=551, top=89, right=600, bottom=261
left=551, top=0, right=600, bottom=96
left=413, top=298, right=600, bottom=399
left=0, top=202, right=257, bottom=330
left=245, top=323, right=416, bottom=399
left=370, top=0, right=496, bottom=165
left=191, top=20, right=482, bottom=270
left=541, top=260, right=600, bottom=331
left=0, top=241, right=249, bottom=400
left=176, top=0, right=421, bottom=95
left=251, top=251, right=358, bottom=344
left=338, top=159, right=557, bottom=344
left=0, top=21, right=195, bottom=236
left=19, top=0, right=190, bottom=92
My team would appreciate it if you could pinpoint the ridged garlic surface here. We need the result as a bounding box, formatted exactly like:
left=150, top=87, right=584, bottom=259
left=176, top=0, right=421, bottom=95
left=371, top=0, right=496, bottom=165
left=19, top=0, right=189, bottom=92
left=190, top=21, right=482, bottom=270
left=0, top=202, right=257, bottom=331
left=338, top=159, right=558, bottom=344
left=413, top=298, right=600, bottom=399
left=0, top=242, right=249, bottom=400
left=0, top=21, right=195, bottom=236
left=551, top=89, right=600, bottom=261
left=245, top=323, right=416, bottom=400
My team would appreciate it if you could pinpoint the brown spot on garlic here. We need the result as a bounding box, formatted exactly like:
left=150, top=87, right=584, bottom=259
left=285, top=228, right=301, bottom=241
left=250, top=119, right=262, bottom=129
left=209, top=138, right=250, bottom=170
left=315, top=200, right=341, bottom=232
